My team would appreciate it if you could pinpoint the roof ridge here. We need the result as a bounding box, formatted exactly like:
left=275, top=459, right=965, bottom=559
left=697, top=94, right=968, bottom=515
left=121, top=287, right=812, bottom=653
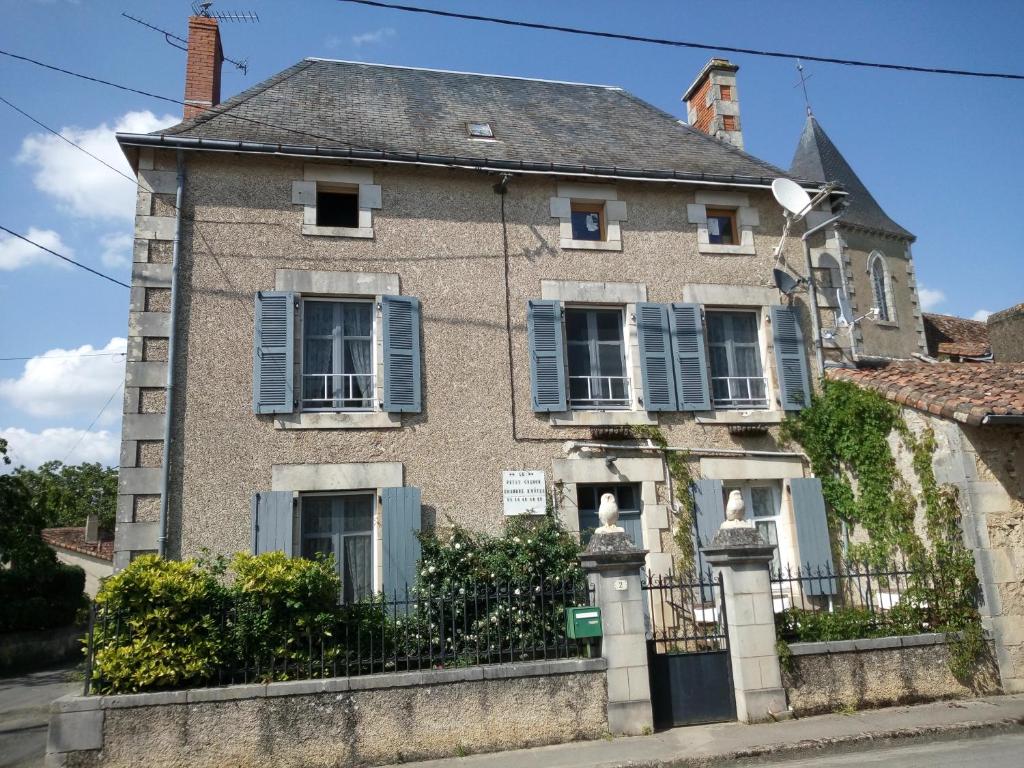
left=302, top=57, right=622, bottom=89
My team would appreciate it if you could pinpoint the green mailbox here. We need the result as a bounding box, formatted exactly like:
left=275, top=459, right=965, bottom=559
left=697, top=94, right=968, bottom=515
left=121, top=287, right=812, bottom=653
left=566, top=606, right=602, bottom=639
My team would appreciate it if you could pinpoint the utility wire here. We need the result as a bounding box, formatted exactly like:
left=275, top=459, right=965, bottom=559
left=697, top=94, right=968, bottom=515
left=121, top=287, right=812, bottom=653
left=0, top=352, right=126, bottom=362
left=0, top=95, right=137, bottom=184
left=337, top=0, right=1024, bottom=82
left=60, top=382, right=124, bottom=464
left=0, top=225, right=131, bottom=289
left=0, top=47, right=424, bottom=157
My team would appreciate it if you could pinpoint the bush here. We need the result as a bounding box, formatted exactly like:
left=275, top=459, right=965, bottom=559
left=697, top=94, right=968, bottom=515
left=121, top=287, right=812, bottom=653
left=91, top=555, right=226, bottom=693
left=0, top=562, right=86, bottom=633
left=775, top=603, right=929, bottom=643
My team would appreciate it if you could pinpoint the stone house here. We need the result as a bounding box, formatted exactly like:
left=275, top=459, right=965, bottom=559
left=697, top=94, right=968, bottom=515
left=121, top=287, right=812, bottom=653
left=923, top=312, right=991, bottom=362
left=110, top=16, right=926, bottom=597
left=828, top=359, right=1024, bottom=692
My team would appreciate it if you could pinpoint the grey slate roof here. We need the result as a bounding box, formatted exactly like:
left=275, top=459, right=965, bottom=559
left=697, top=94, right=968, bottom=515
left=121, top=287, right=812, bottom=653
left=147, top=59, right=798, bottom=184
left=790, top=116, right=914, bottom=240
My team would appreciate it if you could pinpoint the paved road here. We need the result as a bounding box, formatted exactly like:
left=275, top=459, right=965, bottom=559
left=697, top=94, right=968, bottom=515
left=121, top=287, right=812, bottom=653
left=763, top=729, right=1024, bottom=767
left=0, top=667, right=80, bottom=768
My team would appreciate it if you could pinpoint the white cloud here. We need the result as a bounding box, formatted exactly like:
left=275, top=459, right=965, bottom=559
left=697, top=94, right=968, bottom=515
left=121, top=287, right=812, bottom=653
left=972, top=309, right=993, bottom=322
left=17, top=110, right=178, bottom=221
left=0, top=338, right=126, bottom=422
left=917, top=286, right=946, bottom=312
left=0, top=227, right=72, bottom=271
left=99, top=232, right=133, bottom=269
left=351, top=27, right=396, bottom=46
left=0, top=427, right=118, bottom=469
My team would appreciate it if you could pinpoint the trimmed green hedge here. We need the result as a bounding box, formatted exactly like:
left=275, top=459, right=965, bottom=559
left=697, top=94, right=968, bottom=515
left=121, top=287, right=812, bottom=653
left=0, top=563, right=86, bottom=632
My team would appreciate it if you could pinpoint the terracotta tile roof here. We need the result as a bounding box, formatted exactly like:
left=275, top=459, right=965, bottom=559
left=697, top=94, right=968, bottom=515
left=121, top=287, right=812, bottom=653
left=827, top=362, right=1024, bottom=426
left=41, top=527, right=114, bottom=562
left=923, top=313, right=991, bottom=359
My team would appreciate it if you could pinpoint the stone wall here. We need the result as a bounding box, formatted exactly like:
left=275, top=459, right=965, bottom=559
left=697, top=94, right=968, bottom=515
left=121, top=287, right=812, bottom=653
left=782, top=634, right=1001, bottom=716
left=987, top=303, right=1024, bottom=362
left=47, top=659, right=607, bottom=768
left=0, top=624, right=84, bottom=674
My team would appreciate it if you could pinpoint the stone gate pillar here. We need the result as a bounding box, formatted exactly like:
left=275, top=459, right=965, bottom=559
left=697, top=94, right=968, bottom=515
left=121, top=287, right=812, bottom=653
left=703, top=525, right=789, bottom=723
left=580, top=531, right=653, bottom=735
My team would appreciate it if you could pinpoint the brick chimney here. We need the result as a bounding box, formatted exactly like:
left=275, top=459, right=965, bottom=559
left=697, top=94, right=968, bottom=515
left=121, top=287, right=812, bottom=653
left=183, top=15, right=224, bottom=120
left=682, top=58, right=743, bottom=150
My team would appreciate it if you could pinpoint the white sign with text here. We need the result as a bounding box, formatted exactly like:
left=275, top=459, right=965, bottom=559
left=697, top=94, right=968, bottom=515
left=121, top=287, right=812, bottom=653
left=502, top=470, right=547, bottom=516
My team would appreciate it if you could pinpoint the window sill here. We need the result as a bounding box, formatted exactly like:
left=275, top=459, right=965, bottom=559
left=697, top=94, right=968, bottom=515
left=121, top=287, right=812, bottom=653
left=560, top=238, right=622, bottom=252
left=549, top=410, right=656, bottom=427
left=875, top=319, right=899, bottom=328
left=302, top=224, right=374, bottom=238
left=698, top=243, right=756, bottom=256
left=695, top=410, right=783, bottom=426
left=274, top=411, right=401, bottom=430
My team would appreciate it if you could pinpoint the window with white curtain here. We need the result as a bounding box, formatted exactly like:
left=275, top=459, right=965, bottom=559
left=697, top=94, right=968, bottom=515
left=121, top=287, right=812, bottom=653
left=706, top=310, right=767, bottom=409
left=300, top=493, right=374, bottom=603
left=302, top=299, right=375, bottom=411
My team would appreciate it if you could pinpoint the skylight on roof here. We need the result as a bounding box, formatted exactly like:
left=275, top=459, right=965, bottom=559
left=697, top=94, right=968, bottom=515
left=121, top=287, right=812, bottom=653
left=467, top=122, right=494, bottom=139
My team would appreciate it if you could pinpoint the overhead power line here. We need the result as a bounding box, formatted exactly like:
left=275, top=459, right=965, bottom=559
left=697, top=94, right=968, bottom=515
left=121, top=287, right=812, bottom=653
left=0, top=352, right=126, bottom=362
left=336, top=0, right=1024, bottom=82
left=0, top=95, right=137, bottom=184
left=0, top=225, right=130, bottom=289
left=61, top=382, right=124, bottom=464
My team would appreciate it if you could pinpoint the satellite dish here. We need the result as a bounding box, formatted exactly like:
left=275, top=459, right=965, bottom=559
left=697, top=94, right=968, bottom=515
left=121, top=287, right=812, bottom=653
left=773, top=268, right=801, bottom=296
left=772, top=178, right=813, bottom=219
left=836, top=288, right=853, bottom=327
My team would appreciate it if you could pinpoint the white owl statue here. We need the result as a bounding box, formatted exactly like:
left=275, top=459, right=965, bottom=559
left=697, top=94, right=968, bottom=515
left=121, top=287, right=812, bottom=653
left=721, top=489, right=752, bottom=529
left=596, top=492, right=624, bottom=533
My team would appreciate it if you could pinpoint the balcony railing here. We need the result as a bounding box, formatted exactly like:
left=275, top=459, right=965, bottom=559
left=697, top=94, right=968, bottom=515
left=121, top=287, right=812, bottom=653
left=711, top=376, right=768, bottom=409
left=301, top=373, right=375, bottom=411
left=568, top=375, right=631, bottom=409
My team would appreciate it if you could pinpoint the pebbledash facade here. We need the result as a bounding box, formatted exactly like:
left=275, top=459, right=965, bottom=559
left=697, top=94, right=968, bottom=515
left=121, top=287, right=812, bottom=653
left=110, top=20, right=926, bottom=596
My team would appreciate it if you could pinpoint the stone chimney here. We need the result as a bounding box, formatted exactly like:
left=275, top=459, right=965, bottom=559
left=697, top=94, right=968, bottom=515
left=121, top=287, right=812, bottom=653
left=84, top=514, right=99, bottom=544
left=987, top=303, right=1024, bottom=362
left=183, top=15, right=224, bottom=119
left=682, top=58, right=743, bottom=150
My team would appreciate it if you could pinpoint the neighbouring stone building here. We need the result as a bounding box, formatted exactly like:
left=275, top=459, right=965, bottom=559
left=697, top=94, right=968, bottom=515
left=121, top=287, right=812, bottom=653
left=923, top=312, right=991, bottom=362
left=111, top=17, right=929, bottom=605
left=829, top=362, right=1024, bottom=692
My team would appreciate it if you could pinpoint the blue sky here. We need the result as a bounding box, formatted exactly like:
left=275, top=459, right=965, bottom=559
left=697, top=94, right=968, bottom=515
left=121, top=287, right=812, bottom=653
left=1, top=0, right=1022, bottom=468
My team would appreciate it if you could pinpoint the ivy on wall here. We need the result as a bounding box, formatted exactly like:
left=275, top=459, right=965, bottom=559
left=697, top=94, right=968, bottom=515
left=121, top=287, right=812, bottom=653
left=781, top=379, right=984, bottom=678
left=628, top=425, right=695, bottom=570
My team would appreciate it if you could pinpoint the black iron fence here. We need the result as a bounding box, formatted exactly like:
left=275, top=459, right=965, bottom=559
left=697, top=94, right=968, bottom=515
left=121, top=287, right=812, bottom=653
left=84, top=577, right=593, bottom=695
left=642, top=568, right=728, bottom=655
left=770, top=559, right=962, bottom=642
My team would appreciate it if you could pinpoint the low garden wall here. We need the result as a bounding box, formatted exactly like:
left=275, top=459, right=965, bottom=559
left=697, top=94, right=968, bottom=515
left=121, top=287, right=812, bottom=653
left=47, top=658, right=607, bottom=768
left=782, top=633, right=1001, bottom=715
left=0, top=624, right=84, bottom=674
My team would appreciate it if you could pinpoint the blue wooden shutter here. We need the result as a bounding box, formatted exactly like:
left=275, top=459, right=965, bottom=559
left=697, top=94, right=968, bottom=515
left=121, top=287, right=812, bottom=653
left=382, top=486, right=422, bottom=596
left=691, top=479, right=725, bottom=599
left=669, top=303, right=711, bottom=411
left=253, top=291, right=294, bottom=414
left=382, top=295, right=422, bottom=413
left=251, top=491, right=294, bottom=554
left=790, top=477, right=837, bottom=595
left=770, top=304, right=812, bottom=410
left=527, top=300, right=567, bottom=412
left=636, top=303, right=677, bottom=412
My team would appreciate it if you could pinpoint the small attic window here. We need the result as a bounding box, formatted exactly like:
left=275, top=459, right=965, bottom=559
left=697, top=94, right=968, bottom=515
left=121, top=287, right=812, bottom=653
left=316, top=187, right=359, bottom=228
left=467, top=122, right=494, bottom=139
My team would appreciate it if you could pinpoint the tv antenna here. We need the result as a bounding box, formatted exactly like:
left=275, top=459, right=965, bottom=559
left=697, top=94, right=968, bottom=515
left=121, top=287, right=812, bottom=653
left=192, top=2, right=260, bottom=23
left=121, top=12, right=251, bottom=74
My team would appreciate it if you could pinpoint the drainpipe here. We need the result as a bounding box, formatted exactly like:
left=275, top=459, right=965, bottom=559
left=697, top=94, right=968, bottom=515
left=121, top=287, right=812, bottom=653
left=802, top=214, right=843, bottom=377
left=157, top=150, right=185, bottom=558
left=564, top=440, right=811, bottom=464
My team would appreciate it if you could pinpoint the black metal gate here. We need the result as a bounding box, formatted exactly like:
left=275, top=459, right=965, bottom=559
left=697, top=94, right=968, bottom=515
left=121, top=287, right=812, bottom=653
left=643, top=569, right=736, bottom=727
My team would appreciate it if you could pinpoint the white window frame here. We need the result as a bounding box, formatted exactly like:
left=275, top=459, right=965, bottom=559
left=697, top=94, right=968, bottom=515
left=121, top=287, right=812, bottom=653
left=299, top=297, right=377, bottom=413
left=867, top=250, right=898, bottom=326
left=564, top=304, right=633, bottom=411
left=292, top=165, right=381, bottom=239
left=705, top=307, right=770, bottom=412
left=296, top=490, right=378, bottom=602
left=550, top=183, right=626, bottom=252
